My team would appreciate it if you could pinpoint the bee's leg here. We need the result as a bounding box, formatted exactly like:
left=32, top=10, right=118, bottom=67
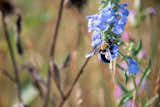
left=109, top=61, right=113, bottom=71
left=107, top=49, right=113, bottom=71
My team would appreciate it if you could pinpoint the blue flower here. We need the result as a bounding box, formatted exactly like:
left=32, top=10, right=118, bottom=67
left=99, top=9, right=116, bottom=24
left=94, top=20, right=109, bottom=31
left=118, top=16, right=127, bottom=25
left=98, top=2, right=117, bottom=24
left=111, top=16, right=128, bottom=35
left=87, top=14, right=98, bottom=32
left=86, top=2, right=130, bottom=64
left=112, top=23, right=124, bottom=35
left=118, top=4, right=129, bottom=17
left=109, top=44, right=119, bottom=59
left=127, top=57, right=139, bottom=74
left=119, top=3, right=128, bottom=8
left=91, top=30, right=102, bottom=48
left=91, top=30, right=101, bottom=41
left=91, top=39, right=102, bottom=48
left=87, top=2, right=129, bottom=35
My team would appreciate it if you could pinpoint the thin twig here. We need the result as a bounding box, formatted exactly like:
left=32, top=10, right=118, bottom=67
left=22, top=63, right=47, bottom=98
left=43, top=0, right=65, bottom=106
left=58, top=86, right=65, bottom=100
left=50, top=60, right=65, bottom=99
left=49, top=0, right=65, bottom=59
left=1, top=13, right=22, bottom=102
left=42, top=62, right=52, bottom=107
left=0, top=69, right=15, bottom=83
left=58, top=57, right=90, bottom=107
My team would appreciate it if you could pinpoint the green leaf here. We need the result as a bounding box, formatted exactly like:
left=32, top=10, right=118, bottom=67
left=125, top=72, right=129, bottom=84
left=8, top=29, right=16, bottom=49
left=119, top=92, right=133, bottom=106
left=113, top=0, right=120, bottom=4
left=118, top=51, right=128, bottom=60
left=116, top=63, right=125, bottom=71
left=134, top=39, right=142, bottom=56
left=129, top=42, right=135, bottom=52
left=138, top=57, right=151, bottom=88
left=117, top=81, right=128, bottom=93
left=101, top=35, right=108, bottom=41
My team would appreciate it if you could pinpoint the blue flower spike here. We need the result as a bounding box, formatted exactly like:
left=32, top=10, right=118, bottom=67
left=87, top=2, right=129, bottom=35
left=127, top=57, right=139, bottom=74
left=86, top=1, right=131, bottom=65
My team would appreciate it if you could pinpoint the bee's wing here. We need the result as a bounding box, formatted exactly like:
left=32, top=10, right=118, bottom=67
left=85, top=48, right=100, bottom=58
left=105, top=49, right=112, bottom=61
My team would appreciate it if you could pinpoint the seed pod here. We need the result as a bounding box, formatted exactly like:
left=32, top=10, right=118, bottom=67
left=0, top=0, right=15, bottom=15
left=61, top=53, right=71, bottom=68
left=49, top=60, right=61, bottom=90
left=15, top=14, right=24, bottom=55
left=64, top=0, right=87, bottom=12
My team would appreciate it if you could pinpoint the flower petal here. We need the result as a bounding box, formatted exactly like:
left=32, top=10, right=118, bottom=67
left=127, top=57, right=139, bottom=74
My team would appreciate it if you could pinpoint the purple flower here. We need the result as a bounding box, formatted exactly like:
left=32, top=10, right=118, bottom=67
left=137, top=50, right=147, bottom=60
left=121, top=31, right=129, bottom=42
left=127, top=57, right=139, bottom=74
left=128, top=10, right=137, bottom=27
left=124, top=100, right=133, bottom=107
left=113, top=85, right=122, bottom=98
left=119, top=61, right=128, bottom=71
left=146, top=7, right=156, bottom=16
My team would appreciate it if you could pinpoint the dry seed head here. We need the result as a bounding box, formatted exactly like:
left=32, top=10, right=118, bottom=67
left=0, top=0, right=15, bottom=15
left=64, top=0, right=87, bottom=11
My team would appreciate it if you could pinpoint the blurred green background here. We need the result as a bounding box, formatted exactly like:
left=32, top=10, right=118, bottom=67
left=0, top=0, right=160, bottom=107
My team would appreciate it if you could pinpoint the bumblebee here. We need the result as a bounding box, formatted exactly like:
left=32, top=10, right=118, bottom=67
left=85, top=41, right=112, bottom=63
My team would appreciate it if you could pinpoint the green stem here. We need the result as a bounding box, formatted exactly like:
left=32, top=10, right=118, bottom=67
left=132, top=75, right=142, bottom=107
left=132, top=76, right=137, bottom=107
left=132, top=76, right=137, bottom=91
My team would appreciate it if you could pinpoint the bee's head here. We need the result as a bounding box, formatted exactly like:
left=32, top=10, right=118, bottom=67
left=100, top=42, right=109, bottom=51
